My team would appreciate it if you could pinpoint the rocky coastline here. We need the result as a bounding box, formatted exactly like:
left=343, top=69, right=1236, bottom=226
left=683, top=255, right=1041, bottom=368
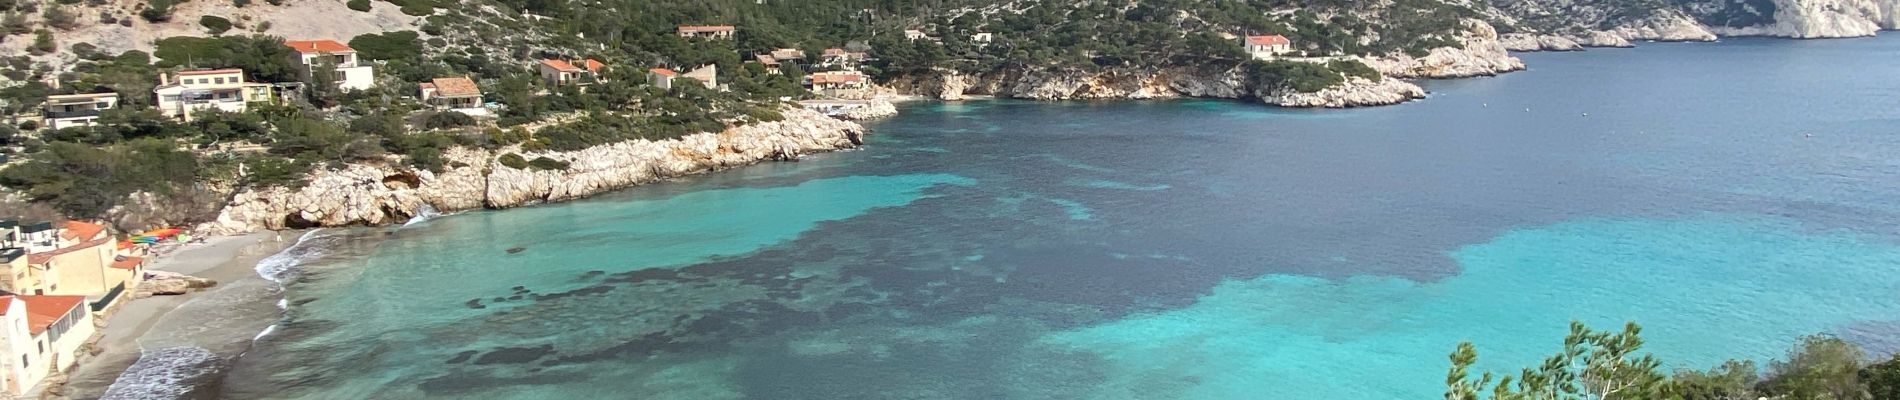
left=200, top=108, right=866, bottom=233
left=1497, top=0, right=1896, bottom=52
left=883, top=18, right=1520, bottom=108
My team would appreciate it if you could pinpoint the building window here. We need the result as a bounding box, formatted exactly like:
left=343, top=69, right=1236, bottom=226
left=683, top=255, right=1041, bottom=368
left=96, top=102, right=110, bottom=109
left=215, top=77, right=226, bottom=84
left=37, top=340, right=43, bottom=354
left=20, top=355, right=26, bottom=368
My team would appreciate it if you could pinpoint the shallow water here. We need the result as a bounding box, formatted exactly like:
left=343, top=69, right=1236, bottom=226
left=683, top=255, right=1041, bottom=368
left=214, top=37, right=1900, bottom=399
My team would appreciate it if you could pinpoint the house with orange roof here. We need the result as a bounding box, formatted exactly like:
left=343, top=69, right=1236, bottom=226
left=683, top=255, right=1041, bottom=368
left=0, top=294, right=94, bottom=395
left=0, top=221, right=142, bottom=313
left=676, top=25, right=735, bottom=39
left=539, top=58, right=607, bottom=86
left=285, top=39, right=376, bottom=91
left=818, top=48, right=869, bottom=69
left=1243, top=35, right=1293, bottom=59
left=808, top=71, right=868, bottom=99
left=648, top=68, right=680, bottom=90
left=419, top=76, right=486, bottom=115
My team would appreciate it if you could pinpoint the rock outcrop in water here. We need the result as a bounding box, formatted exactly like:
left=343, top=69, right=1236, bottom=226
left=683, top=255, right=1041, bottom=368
left=202, top=108, right=864, bottom=233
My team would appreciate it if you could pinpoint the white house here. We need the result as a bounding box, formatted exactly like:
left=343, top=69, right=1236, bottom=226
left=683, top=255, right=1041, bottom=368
left=676, top=25, right=735, bottom=39
left=1243, top=35, right=1293, bottom=59
left=538, top=59, right=606, bottom=86
left=807, top=71, right=867, bottom=99
left=648, top=68, right=679, bottom=90
left=0, top=295, right=94, bottom=396
left=285, top=40, right=375, bottom=91
left=970, top=32, right=993, bottom=45
left=40, top=93, right=118, bottom=130
left=418, top=76, right=485, bottom=116
left=152, top=69, right=276, bottom=121
left=682, top=65, right=718, bottom=90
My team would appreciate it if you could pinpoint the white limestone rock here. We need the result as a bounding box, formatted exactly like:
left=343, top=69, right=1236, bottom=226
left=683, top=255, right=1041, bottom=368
left=1262, top=77, right=1428, bottom=108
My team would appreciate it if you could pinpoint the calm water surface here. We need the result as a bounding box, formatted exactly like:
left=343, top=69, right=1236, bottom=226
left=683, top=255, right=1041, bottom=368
left=218, top=37, right=1900, bottom=399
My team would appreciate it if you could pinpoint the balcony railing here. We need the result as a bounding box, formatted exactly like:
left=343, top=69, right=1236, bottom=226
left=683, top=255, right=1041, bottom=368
left=44, top=109, right=103, bottom=119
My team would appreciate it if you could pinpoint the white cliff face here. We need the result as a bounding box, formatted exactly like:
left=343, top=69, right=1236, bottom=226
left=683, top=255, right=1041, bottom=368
left=1260, top=77, right=1427, bottom=108
left=1501, top=33, right=1585, bottom=51
left=836, top=99, right=899, bottom=121
left=1607, top=10, right=1721, bottom=41
left=1361, top=20, right=1527, bottom=78
left=202, top=108, right=864, bottom=233
left=1706, top=0, right=1897, bottom=37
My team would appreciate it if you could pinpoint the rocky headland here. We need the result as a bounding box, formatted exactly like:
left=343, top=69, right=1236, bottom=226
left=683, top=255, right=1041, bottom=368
left=1494, top=0, right=1896, bottom=52
left=883, top=18, right=1518, bottom=108
left=200, top=108, right=865, bottom=233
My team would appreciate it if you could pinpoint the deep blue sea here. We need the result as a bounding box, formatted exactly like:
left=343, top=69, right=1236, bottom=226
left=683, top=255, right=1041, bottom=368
left=221, top=37, right=1900, bottom=399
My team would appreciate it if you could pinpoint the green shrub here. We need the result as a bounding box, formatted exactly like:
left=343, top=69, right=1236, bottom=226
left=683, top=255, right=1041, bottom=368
left=348, top=31, right=419, bottom=61
left=232, top=0, right=250, bottom=7
left=139, top=0, right=173, bottom=22
left=526, top=156, right=568, bottom=171
left=496, top=153, right=528, bottom=169
left=198, top=15, right=232, bottom=34
left=346, top=0, right=370, bottom=12
left=423, top=111, right=476, bottom=130
left=385, top=0, right=433, bottom=16
left=1327, top=60, right=1381, bottom=81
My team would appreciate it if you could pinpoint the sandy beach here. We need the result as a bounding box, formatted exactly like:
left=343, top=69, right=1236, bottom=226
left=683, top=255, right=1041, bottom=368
left=56, top=232, right=300, bottom=400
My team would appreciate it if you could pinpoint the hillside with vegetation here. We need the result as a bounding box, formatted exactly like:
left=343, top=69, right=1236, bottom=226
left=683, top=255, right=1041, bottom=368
left=1448, top=321, right=1900, bottom=400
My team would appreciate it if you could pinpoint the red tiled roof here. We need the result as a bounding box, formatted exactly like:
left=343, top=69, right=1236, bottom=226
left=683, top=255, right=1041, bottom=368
left=430, top=77, right=481, bottom=97
left=61, top=221, right=106, bottom=242
left=677, top=25, right=735, bottom=33
left=811, top=71, right=864, bottom=84
left=15, top=295, right=84, bottom=335
left=823, top=48, right=847, bottom=56
left=177, top=69, right=243, bottom=76
left=284, top=39, right=355, bottom=54
left=27, top=237, right=111, bottom=265
left=649, top=68, right=678, bottom=77
left=110, top=256, right=143, bottom=270
left=754, top=54, right=779, bottom=65
left=584, top=59, right=606, bottom=73
left=541, top=59, right=581, bottom=72
left=1245, top=35, right=1290, bottom=46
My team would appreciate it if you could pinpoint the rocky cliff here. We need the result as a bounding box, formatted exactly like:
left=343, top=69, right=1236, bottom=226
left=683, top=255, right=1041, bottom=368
left=201, top=108, right=865, bottom=233
left=1493, top=0, right=1894, bottom=50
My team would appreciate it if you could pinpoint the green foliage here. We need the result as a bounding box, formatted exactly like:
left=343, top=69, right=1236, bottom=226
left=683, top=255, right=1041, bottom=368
left=347, top=0, right=371, bottom=12
left=1246, top=60, right=1345, bottom=93
left=384, top=0, right=433, bottom=16
left=1444, top=321, right=1669, bottom=400
left=41, top=5, right=77, bottom=30
left=0, top=139, right=201, bottom=218
left=496, top=152, right=528, bottom=169
left=140, top=0, right=176, bottom=22
left=28, top=29, right=54, bottom=55
left=1761, top=335, right=1868, bottom=400
left=153, top=35, right=301, bottom=82
left=199, top=15, right=233, bottom=34
left=1328, top=60, right=1382, bottom=81
left=422, top=110, right=475, bottom=130
left=526, top=156, right=568, bottom=171
left=1864, top=355, right=1900, bottom=400
left=1672, top=360, right=1761, bottom=400
left=348, top=31, right=420, bottom=61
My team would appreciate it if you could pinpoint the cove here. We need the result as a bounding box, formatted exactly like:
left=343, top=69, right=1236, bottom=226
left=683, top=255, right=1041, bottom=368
left=213, top=37, right=1900, bottom=399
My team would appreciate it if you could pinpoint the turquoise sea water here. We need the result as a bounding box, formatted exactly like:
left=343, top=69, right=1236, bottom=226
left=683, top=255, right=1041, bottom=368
left=204, top=37, right=1900, bottom=399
